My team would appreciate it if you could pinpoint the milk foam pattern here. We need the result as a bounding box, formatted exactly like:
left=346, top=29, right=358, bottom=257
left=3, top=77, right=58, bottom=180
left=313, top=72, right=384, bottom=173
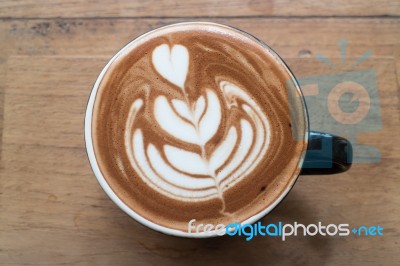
left=124, top=44, right=271, bottom=213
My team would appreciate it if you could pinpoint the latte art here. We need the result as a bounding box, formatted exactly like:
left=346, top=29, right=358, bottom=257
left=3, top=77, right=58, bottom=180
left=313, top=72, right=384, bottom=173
left=91, top=23, right=307, bottom=232
left=125, top=44, right=271, bottom=212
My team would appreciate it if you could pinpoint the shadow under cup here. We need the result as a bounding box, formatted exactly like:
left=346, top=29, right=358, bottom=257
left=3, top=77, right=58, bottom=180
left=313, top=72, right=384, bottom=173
left=85, top=22, right=351, bottom=238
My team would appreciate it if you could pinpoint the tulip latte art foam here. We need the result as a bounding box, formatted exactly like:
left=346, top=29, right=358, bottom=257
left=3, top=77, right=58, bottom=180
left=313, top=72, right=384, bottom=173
left=92, top=23, right=307, bottom=231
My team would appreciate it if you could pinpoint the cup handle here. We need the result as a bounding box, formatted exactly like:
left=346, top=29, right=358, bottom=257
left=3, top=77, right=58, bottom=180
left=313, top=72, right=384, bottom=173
left=300, top=131, right=353, bottom=175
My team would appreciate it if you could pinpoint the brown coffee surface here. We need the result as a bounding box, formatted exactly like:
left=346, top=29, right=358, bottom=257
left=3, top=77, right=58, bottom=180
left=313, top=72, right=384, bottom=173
left=91, top=22, right=307, bottom=232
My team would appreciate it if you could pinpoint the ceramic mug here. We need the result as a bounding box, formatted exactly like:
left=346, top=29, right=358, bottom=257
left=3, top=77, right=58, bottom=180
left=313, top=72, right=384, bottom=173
left=85, top=22, right=352, bottom=237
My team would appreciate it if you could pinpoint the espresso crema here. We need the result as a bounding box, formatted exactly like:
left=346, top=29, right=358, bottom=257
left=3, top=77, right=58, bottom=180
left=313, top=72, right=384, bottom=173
left=91, top=22, right=307, bottom=232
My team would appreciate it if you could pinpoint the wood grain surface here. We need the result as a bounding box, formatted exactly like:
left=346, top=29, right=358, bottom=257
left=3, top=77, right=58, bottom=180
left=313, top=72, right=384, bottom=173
left=1, top=0, right=400, bottom=18
left=0, top=1, right=399, bottom=265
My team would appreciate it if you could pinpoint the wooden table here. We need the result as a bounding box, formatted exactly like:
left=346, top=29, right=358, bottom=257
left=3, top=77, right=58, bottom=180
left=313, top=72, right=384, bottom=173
left=1, top=1, right=399, bottom=265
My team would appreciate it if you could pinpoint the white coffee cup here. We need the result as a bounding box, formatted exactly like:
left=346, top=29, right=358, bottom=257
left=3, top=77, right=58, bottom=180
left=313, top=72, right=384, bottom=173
left=85, top=22, right=351, bottom=238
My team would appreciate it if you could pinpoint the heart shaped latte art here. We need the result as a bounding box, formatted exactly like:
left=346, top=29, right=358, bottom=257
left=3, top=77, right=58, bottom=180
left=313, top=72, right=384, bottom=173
left=152, top=44, right=189, bottom=89
left=125, top=43, right=271, bottom=214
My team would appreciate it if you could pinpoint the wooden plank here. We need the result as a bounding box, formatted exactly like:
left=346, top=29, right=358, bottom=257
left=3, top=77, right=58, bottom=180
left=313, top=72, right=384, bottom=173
left=0, top=27, right=13, bottom=162
left=0, top=0, right=399, bottom=18
left=2, top=93, right=85, bottom=148
left=1, top=56, right=105, bottom=149
left=0, top=18, right=399, bottom=58
left=5, top=56, right=108, bottom=96
left=0, top=60, right=5, bottom=162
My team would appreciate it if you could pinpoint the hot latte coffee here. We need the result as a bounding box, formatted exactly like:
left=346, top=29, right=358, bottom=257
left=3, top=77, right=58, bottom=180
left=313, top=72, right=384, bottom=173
left=91, top=22, right=307, bottom=232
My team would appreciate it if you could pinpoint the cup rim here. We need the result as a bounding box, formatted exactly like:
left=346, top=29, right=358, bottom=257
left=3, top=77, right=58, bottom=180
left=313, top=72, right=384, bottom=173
left=84, top=21, right=309, bottom=238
